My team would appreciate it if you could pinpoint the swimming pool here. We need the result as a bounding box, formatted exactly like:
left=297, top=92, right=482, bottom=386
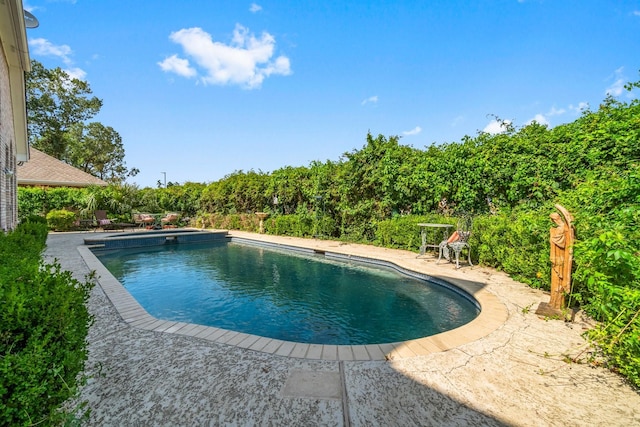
left=93, top=240, right=479, bottom=345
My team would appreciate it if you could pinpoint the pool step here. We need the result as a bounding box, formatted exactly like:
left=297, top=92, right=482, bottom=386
left=84, top=229, right=228, bottom=249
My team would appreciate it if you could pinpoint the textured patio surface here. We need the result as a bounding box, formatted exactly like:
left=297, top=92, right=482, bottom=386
left=46, top=231, right=640, bottom=426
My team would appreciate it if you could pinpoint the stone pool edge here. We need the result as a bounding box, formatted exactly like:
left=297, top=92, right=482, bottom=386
left=77, top=235, right=508, bottom=362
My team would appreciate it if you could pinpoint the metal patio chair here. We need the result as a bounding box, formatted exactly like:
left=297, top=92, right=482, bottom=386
left=438, top=216, right=473, bottom=269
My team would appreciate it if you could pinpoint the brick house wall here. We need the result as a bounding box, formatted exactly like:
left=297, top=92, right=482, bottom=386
left=0, top=48, right=17, bottom=231
left=0, top=0, right=30, bottom=231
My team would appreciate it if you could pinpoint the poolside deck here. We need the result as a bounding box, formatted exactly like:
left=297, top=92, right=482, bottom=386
left=47, top=230, right=640, bottom=426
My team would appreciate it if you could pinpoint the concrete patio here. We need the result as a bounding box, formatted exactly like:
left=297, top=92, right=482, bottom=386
left=47, top=231, right=639, bottom=426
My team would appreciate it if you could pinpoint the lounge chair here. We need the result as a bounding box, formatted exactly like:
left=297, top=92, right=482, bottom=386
left=94, top=210, right=115, bottom=230
left=161, top=212, right=180, bottom=228
left=133, top=213, right=157, bottom=228
left=94, top=210, right=135, bottom=231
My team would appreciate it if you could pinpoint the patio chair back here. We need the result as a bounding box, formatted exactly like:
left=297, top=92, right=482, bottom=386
left=94, top=210, right=108, bottom=221
left=457, top=216, right=473, bottom=243
left=438, top=215, right=473, bottom=269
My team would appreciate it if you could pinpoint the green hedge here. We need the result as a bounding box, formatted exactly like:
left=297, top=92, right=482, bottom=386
left=194, top=212, right=338, bottom=239
left=0, top=219, right=94, bottom=425
left=570, top=204, right=640, bottom=388
left=375, top=214, right=455, bottom=250
left=473, top=209, right=550, bottom=289
left=194, top=213, right=258, bottom=232
left=46, top=209, right=78, bottom=231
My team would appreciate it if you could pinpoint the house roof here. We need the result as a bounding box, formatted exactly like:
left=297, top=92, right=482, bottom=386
left=17, top=148, right=108, bottom=187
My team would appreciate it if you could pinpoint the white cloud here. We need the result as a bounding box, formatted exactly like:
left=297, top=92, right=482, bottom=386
left=605, top=67, right=626, bottom=97
left=249, top=3, right=262, bottom=13
left=65, top=67, right=87, bottom=81
left=483, top=119, right=511, bottom=134
left=157, top=54, right=197, bottom=78
left=525, top=105, right=566, bottom=126
left=361, top=95, right=378, bottom=105
left=569, top=102, right=589, bottom=113
left=546, top=106, right=566, bottom=116
left=526, top=113, right=549, bottom=126
left=160, top=25, right=291, bottom=89
left=403, top=126, right=422, bottom=136
left=28, top=37, right=88, bottom=80
left=29, top=38, right=73, bottom=64
left=633, top=10, right=640, bottom=16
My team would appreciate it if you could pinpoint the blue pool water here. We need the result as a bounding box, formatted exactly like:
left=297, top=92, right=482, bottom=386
left=94, top=241, right=479, bottom=345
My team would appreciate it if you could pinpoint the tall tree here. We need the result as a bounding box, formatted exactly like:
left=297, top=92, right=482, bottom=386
left=26, top=60, right=138, bottom=182
left=26, top=60, right=102, bottom=159
left=65, top=122, right=137, bottom=183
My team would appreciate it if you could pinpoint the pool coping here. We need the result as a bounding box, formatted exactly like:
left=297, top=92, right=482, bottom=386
left=78, top=231, right=508, bottom=361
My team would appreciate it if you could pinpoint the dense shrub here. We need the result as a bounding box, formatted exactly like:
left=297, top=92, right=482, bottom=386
left=375, top=214, right=455, bottom=250
left=195, top=213, right=258, bottom=232
left=573, top=213, right=640, bottom=388
left=473, top=209, right=550, bottom=289
left=193, top=211, right=337, bottom=239
left=46, top=209, right=77, bottom=231
left=0, top=220, right=94, bottom=425
left=266, top=214, right=312, bottom=237
left=264, top=209, right=337, bottom=238
left=18, top=183, right=204, bottom=224
left=566, top=172, right=640, bottom=387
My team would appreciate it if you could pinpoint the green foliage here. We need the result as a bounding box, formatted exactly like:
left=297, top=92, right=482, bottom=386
left=26, top=60, right=137, bottom=182
left=375, top=214, right=454, bottom=250
left=152, top=182, right=205, bottom=217
left=26, top=60, right=102, bottom=159
left=266, top=206, right=320, bottom=237
left=585, top=291, right=640, bottom=388
left=266, top=166, right=313, bottom=214
left=567, top=173, right=640, bottom=387
left=46, top=209, right=77, bottom=231
left=18, top=182, right=204, bottom=223
left=65, top=122, right=134, bottom=183
left=0, top=220, right=93, bottom=425
left=195, top=213, right=258, bottom=231
left=199, top=170, right=270, bottom=215
left=473, top=209, right=550, bottom=288
left=17, top=186, right=87, bottom=222
left=21, top=214, right=48, bottom=230
left=15, top=77, right=640, bottom=388
left=266, top=214, right=312, bottom=237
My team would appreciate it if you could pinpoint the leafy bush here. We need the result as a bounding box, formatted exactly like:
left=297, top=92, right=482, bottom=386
left=0, top=220, right=94, bottom=425
left=267, top=214, right=304, bottom=236
left=195, top=213, right=258, bottom=231
left=18, top=215, right=49, bottom=240
left=570, top=203, right=640, bottom=387
left=264, top=213, right=312, bottom=237
left=375, top=214, right=454, bottom=250
left=18, top=183, right=203, bottom=224
left=473, top=209, right=550, bottom=289
left=46, top=209, right=77, bottom=231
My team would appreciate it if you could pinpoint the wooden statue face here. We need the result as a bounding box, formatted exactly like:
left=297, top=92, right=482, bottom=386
left=550, top=212, right=563, bottom=226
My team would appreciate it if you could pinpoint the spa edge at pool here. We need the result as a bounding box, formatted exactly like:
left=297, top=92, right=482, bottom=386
left=80, top=230, right=507, bottom=361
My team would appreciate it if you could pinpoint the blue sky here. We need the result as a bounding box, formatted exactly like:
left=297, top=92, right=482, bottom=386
left=24, top=0, right=640, bottom=188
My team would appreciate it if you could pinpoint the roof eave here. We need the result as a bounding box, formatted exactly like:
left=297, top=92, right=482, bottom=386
left=11, top=65, right=29, bottom=162
left=17, top=179, right=109, bottom=188
left=1, top=0, right=31, bottom=161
